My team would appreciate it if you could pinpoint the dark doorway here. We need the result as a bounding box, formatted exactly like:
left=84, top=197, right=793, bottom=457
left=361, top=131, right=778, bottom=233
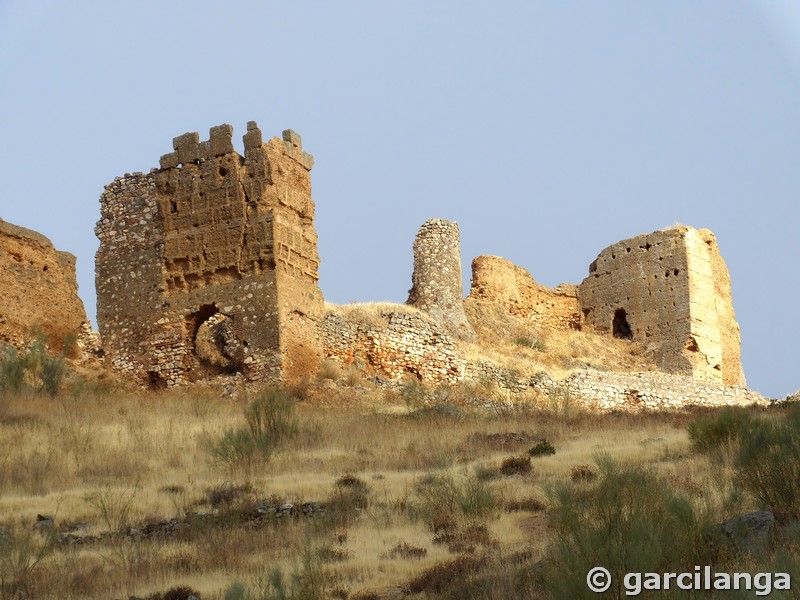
left=612, top=308, right=633, bottom=340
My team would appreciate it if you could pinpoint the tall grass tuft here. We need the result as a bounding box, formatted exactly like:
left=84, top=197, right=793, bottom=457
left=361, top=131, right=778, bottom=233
left=0, top=519, right=58, bottom=599
left=0, top=337, right=67, bottom=397
left=212, top=386, right=299, bottom=469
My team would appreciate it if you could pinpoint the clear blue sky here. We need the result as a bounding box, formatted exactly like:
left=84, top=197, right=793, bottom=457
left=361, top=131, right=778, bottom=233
left=1, top=1, right=798, bottom=397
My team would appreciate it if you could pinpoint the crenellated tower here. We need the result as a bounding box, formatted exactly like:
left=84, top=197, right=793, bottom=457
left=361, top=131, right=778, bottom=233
left=95, top=121, right=323, bottom=387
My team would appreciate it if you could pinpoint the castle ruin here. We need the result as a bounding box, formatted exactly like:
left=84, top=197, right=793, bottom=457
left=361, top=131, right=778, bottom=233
left=95, top=122, right=323, bottom=387
left=90, top=118, right=748, bottom=400
left=407, top=219, right=476, bottom=341
left=577, top=226, right=745, bottom=386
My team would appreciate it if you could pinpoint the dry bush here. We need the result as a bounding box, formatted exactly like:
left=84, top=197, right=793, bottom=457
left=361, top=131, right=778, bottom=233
left=324, top=301, right=427, bottom=329
left=406, top=555, right=483, bottom=594
left=383, top=540, right=427, bottom=560
left=499, top=455, right=532, bottom=476
left=503, top=497, right=546, bottom=513
left=317, top=359, right=343, bottom=382
left=569, top=464, right=597, bottom=483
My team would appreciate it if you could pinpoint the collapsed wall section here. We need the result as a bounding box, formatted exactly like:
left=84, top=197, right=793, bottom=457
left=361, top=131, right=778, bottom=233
left=0, top=217, right=88, bottom=353
left=465, top=255, right=580, bottom=332
left=577, top=226, right=744, bottom=386
left=95, top=122, right=323, bottom=386
left=323, top=303, right=465, bottom=384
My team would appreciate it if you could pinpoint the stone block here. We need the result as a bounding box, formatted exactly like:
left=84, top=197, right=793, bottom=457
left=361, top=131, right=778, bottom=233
left=173, top=131, right=199, bottom=152
left=198, top=140, right=211, bottom=160
left=243, top=127, right=263, bottom=151
left=300, top=152, right=315, bottom=170
left=159, top=152, right=179, bottom=170
left=173, top=131, right=201, bottom=165
left=282, top=129, right=302, bottom=148
left=209, top=124, right=234, bottom=156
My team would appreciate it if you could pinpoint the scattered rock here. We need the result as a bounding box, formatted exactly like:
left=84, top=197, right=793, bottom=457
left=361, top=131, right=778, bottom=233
left=715, top=511, right=774, bottom=555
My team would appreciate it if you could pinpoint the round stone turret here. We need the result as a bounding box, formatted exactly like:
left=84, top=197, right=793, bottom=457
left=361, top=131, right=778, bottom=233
left=407, top=219, right=476, bottom=341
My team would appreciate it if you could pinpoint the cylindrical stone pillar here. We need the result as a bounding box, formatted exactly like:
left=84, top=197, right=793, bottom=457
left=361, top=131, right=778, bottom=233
left=407, top=219, right=476, bottom=341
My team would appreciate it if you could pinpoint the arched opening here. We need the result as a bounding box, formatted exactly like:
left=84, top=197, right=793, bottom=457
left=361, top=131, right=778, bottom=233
left=612, top=308, right=633, bottom=340
left=187, top=304, right=242, bottom=376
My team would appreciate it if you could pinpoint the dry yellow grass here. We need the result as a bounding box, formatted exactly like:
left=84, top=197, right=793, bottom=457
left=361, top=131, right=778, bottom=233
left=0, top=383, right=771, bottom=599
left=324, top=301, right=429, bottom=329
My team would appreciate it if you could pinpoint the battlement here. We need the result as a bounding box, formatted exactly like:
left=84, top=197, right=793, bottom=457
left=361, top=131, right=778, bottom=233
left=96, top=119, right=323, bottom=388
left=158, top=121, right=314, bottom=171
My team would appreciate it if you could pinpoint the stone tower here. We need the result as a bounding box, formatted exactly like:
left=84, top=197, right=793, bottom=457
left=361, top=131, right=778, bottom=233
left=577, top=226, right=745, bottom=386
left=407, top=219, right=476, bottom=341
left=95, top=121, right=323, bottom=387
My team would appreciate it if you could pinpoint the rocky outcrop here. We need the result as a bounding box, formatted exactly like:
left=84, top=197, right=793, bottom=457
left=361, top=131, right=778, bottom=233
left=578, top=226, right=745, bottom=386
left=407, top=219, right=475, bottom=341
left=0, top=217, right=88, bottom=353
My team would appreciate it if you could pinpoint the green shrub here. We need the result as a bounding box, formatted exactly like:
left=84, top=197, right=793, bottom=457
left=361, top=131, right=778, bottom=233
left=212, top=387, right=298, bottom=469
left=513, top=335, right=545, bottom=352
left=688, top=407, right=756, bottom=453
left=0, top=338, right=67, bottom=397
left=212, top=428, right=258, bottom=468
left=541, top=457, right=706, bottom=599
left=414, top=472, right=496, bottom=530
left=0, top=347, right=26, bottom=393
left=400, top=378, right=428, bottom=408
left=0, top=519, right=58, bottom=597
left=38, top=353, right=65, bottom=397
left=244, top=387, right=299, bottom=449
left=528, top=440, right=556, bottom=457
left=225, top=545, right=328, bottom=600
left=734, top=406, right=800, bottom=517
left=325, top=474, right=371, bottom=527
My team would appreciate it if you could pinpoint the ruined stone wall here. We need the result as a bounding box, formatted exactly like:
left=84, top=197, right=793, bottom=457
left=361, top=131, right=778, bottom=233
left=465, top=255, right=580, bottom=332
left=323, top=304, right=465, bottom=383
left=96, top=122, right=322, bottom=386
left=577, top=226, right=745, bottom=386
left=467, top=368, right=764, bottom=411
left=407, top=219, right=475, bottom=341
left=0, top=217, right=88, bottom=353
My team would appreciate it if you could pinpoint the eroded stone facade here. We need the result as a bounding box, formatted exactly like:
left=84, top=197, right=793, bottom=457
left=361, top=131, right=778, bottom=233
left=95, top=122, right=323, bottom=386
left=323, top=304, right=465, bottom=383
left=465, top=255, right=581, bottom=332
left=577, top=226, right=745, bottom=386
left=0, top=217, right=88, bottom=354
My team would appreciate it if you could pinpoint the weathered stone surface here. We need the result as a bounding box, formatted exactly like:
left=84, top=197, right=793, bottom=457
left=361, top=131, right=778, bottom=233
left=716, top=511, right=774, bottom=556
left=465, top=255, right=580, bottom=332
left=95, top=121, right=323, bottom=387
left=323, top=303, right=465, bottom=383
left=0, top=217, right=88, bottom=353
left=577, top=226, right=745, bottom=386
left=407, top=219, right=475, bottom=341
